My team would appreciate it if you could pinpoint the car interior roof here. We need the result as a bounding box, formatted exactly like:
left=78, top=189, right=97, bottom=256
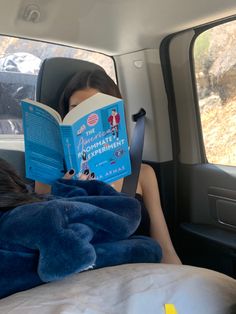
left=0, top=0, right=236, bottom=55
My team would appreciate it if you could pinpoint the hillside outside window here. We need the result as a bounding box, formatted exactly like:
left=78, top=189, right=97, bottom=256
left=193, top=20, right=236, bottom=166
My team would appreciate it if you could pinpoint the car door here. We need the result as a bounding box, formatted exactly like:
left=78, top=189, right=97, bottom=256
left=161, top=19, right=236, bottom=277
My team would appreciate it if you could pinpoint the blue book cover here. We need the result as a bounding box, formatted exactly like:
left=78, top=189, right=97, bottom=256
left=21, top=93, right=131, bottom=184
left=21, top=100, right=65, bottom=184
left=61, top=94, right=131, bottom=183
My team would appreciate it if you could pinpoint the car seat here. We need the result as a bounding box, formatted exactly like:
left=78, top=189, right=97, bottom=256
left=0, top=149, right=26, bottom=179
left=36, top=57, right=103, bottom=110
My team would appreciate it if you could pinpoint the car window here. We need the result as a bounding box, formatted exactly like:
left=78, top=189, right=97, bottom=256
left=193, top=20, right=236, bottom=166
left=0, top=35, right=116, bottom=135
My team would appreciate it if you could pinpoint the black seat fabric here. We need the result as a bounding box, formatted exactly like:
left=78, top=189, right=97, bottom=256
left=36, top=57, right=104, bottom=110
left=0, top=149, right=26, bottom=179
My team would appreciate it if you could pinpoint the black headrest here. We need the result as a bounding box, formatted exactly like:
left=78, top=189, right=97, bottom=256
left=36, top=57, right=103, bottom=110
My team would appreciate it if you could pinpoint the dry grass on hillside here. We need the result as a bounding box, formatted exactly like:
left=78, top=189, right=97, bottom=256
left=200, top=97, right=236, bottom=166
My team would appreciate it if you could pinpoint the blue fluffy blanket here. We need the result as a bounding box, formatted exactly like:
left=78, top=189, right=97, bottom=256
left=0, top=179, right=162, bottom=299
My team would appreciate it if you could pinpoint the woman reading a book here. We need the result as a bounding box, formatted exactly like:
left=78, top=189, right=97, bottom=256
left=35, top=69, right=181, bottom=265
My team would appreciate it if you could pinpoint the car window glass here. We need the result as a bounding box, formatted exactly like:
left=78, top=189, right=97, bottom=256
left=0, top=35, right=115, bottom=135
left=193, top=20, right=236, bottom=166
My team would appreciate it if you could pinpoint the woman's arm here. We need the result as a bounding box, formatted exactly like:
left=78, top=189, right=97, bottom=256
left=35, top=181, right=51, bottom=194
left=139, top=164, right=182, bottom=264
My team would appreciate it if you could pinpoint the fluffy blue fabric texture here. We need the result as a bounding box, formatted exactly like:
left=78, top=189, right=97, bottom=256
left=0, top=179, right=162, bottom=299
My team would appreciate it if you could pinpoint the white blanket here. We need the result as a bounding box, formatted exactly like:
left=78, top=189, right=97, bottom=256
left=1, top=264, right=235, bottom=314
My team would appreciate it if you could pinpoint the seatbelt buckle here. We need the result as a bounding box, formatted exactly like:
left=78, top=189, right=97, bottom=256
left=132, top=108, right=146, bottom=122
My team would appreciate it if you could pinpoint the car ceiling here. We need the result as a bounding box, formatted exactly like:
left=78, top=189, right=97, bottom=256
left=0, top=0, right=236, bottom=55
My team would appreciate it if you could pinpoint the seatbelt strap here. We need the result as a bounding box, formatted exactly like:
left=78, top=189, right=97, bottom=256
left=121, top=108, right=146, bottom=196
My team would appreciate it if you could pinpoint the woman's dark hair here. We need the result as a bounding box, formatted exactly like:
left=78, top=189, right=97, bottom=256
left=58, top=69, right=122, bottom=118
left=0, top=158, right=43, bottom=211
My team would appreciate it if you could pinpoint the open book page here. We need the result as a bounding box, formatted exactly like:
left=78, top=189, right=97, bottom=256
left=22, top=98, right=62, bottom=123
left=62, top=93, right=121, bottom=125
left=21, top=99, right=65, bottom=184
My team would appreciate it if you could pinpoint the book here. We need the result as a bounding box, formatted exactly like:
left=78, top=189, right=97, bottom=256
left=21, top=93, right=131, bottom=184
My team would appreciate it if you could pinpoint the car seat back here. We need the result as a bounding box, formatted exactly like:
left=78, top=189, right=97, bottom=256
left=36, top=57, right=104, bottom=110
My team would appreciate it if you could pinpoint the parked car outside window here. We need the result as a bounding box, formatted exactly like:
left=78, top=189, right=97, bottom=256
left=0, top=36, right=115, bottom=135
